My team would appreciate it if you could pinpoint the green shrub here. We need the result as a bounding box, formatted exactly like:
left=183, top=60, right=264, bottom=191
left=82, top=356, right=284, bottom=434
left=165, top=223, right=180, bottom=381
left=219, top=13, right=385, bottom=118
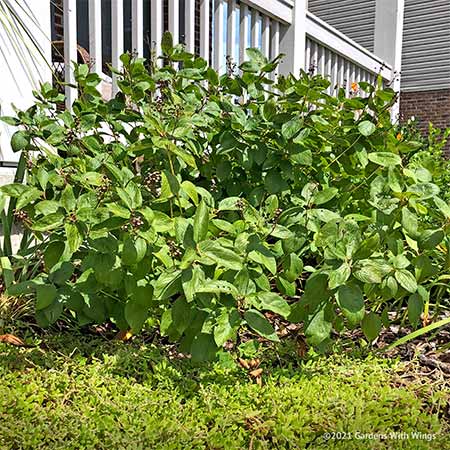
left=1, top=35, right=450, bottom=359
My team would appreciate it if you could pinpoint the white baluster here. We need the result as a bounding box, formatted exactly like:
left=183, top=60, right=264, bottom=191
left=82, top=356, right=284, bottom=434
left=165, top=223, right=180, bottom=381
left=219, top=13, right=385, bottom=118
left=239, top=3, right=249, bottom=65
left=270, top=20, right=279, bottom=79
left=88, top=0, right=102, bottom=74
left=200, top=0, right=210, bottom=63
left=169, top=0, right=179, bottom=45
left=132, top=0, right=143, bottom=57
left=185, top=0, right=195, bottom=53
left=261, top=15, right=270, bottom=60
left=227, top=0, right=237, bottom=62
left=151, top=0, right=163, bottom=60
left=112, top=0, right=123, bottom=95
left=64, top=0, right=78, bottom=109
left=214, top=0, right=225, bottom=72
left=251, top=9, right=259, bottom=49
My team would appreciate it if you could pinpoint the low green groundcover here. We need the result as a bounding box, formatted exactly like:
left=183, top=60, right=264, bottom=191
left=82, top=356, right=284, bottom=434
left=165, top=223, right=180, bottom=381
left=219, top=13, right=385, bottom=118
left=0, top=335, right=447, bottom=449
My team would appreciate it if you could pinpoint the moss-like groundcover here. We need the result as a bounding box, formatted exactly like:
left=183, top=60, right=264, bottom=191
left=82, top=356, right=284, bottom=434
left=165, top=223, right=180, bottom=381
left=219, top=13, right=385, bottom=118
left=0, top=335, right=448, bottom=450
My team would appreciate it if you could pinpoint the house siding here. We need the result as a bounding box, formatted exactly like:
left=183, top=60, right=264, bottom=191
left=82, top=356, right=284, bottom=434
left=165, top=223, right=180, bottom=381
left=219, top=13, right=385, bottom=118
left=307, top=0, right=376, bottom=52
left=401, top=0, right=450, bottom=91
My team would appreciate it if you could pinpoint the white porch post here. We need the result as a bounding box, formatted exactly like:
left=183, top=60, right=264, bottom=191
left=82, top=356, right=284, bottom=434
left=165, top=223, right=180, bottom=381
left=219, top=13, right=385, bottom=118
left=278, top=0, right=307, bottom=76
left=374, top=0, right=405, bottom=122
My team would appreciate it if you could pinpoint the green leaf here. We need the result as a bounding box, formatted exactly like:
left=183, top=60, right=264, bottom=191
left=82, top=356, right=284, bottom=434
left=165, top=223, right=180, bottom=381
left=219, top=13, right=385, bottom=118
left=336, top=285, right=365, bottom=326
left=256, top=292, right=290, bottom=318
left=32, top=212, right=64, bottom=232
left=197, top=280, right=239, bottom=297
left=248, top=249, right=276, bottom=275
left=358, top=121, right=376, bottom=136
left=408, top=293, right=423, bottom=327
left=419, top=229, right=444, bottom=250
left=214, top=309, right=240, bottom=346
left=122, top=236, right=147, bottom=266
left=16, top=187, right=41, bottom=209
left=182, top=266, right=205, bottom=302
left=181, top=180, right=199, bottom=205
left=193, top=200, right=209, bottom=243
left=328, top=263, right=351, bottom=289
left=305, top=307, right=332, bottom=346
left=433, top=197, right=450, bottom=219
left=283, top=254, right=303, bottom=282
left=125, top=301, right=148, bottom=332
left=244, top=309, right=279, bottom=341
left=198, top=240, right=243, bottom=271
left=281, top=118, right=302, bottom=140
left=313, top=188, right=338, bottom=206
left=190, top=333, right=218, bottom=362
left=36, top=284, right=57, bottom=310
left=362, top=312, right=382, bottom=342
left=0, top=183, right=31, bottom=197
left=161, top=31, right=174, bottom=56
left=11, top=130, right=30, bottom=152
left=65, top=223, right=83, bottom=253
left=368, top=152, right=402, bottom=167
left=61, top=185, right=76, bottom=212
left=264, top=169, right=288, bottom=194
left=154, top=270, right=182, bottom=300
left=402, top=208, right=419, bottom=238
left=395, top=269, right=417, bottom=293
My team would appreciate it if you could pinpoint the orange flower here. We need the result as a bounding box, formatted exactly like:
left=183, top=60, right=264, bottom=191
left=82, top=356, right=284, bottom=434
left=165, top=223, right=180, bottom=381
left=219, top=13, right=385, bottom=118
left=351, top=82, right=358, bottom=92
left=396, top=132, right=403, bottom=141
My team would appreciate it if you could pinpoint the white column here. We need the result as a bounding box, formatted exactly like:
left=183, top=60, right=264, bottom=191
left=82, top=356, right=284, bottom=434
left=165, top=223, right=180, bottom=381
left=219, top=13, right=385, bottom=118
left=89, top=0, right=102, bottom=74
left=132, top=0, right=144, bottom=57
left=279, top=0, right=307, bottom=76
left=64, top=0, right=78, bottom=109
left=185, top=0, right=196, bottom=53
left=112, top=0, right=123, bottom=95
left=374, top=0, right=405, bottom=121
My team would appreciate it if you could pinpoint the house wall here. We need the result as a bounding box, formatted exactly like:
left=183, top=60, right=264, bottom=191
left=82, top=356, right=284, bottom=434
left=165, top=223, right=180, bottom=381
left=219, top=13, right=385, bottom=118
left=308, top=0, right=376, bottom=52
left=0, top=1, right=52, bottom=175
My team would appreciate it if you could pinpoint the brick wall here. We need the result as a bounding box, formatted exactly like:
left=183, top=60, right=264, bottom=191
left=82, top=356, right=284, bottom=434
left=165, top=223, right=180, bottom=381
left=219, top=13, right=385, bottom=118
left=400, top=89, right=450, bottom=135
left=400, top=89, right=450, bottom=155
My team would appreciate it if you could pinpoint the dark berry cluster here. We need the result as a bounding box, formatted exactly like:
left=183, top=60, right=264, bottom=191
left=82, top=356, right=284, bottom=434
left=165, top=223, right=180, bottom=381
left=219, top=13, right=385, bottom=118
left=97, top=176, right=111, bottom=195
left=121, top=214, right=144, bottom=232
left=13, top=209, right=29, bottom=222
left=235, top=199, right=246, bottom=211
left=143, top=171, right=162, bottom=196
left=167, top=239, right=182, bottom=259
left=273, top=208, right=283, bottom=219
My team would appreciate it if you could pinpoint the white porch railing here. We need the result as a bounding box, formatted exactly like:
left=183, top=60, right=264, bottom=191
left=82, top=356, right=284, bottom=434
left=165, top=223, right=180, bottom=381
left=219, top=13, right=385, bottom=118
left=305, top=11, right=393, bottom=97
left=60, top=0, right=401, bottom=109
left=0, top=0, right=404, bottom=173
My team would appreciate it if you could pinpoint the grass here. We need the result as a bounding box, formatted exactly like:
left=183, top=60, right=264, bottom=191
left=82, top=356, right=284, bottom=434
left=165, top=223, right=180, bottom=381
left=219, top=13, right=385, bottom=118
left=0, top=333, right=448, bottom=449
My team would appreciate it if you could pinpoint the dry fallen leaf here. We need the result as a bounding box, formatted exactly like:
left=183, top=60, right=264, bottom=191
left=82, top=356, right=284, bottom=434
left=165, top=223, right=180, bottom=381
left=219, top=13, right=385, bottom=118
left=297, top=337, right=308, bottom=358
left=238, top=358, right=250, bottom=369
left=115, top=330, right=133, bottom=341
left=249, top=368, right=263, bottom=378
left=0, top=334, right=26, bottom=346
left=248, top=358, right=260, bottom=369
